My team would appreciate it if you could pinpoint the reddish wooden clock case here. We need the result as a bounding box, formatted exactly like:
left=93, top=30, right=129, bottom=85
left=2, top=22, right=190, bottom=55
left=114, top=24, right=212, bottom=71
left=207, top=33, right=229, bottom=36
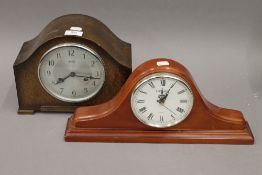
left=65, top=58, right=254, bottom=144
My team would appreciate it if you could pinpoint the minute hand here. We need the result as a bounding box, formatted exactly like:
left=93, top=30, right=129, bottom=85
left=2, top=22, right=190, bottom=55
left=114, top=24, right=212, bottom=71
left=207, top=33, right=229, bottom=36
left=73, top=73, right=99, bottom=78
left=83, top=76, right=100, bottom=81
left=74, top=74, right=100, bottom=81
left=160, top=81, right=177, bottom=103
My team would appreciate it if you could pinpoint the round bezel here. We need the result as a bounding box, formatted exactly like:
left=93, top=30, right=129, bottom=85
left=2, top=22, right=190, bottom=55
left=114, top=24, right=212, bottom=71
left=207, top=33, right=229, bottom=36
left=38, top=43, right=106, bottom=103
left=131, top=72, right=194, bottom=128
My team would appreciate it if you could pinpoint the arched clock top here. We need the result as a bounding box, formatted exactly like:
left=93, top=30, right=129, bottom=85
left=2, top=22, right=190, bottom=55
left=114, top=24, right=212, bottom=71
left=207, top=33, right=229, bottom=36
left=14, top=14, right=131, bottom=69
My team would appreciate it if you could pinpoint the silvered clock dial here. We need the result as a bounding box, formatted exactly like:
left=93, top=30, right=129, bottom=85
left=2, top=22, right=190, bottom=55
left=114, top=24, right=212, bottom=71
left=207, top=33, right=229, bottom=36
left=38, top=43, right=105, bottom=103
left=131, top=73, right=194, bottom=128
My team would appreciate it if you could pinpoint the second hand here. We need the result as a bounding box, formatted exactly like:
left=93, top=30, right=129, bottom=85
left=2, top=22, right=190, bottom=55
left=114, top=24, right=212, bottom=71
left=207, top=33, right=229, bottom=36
left=159, top=103, right=176, bottom=116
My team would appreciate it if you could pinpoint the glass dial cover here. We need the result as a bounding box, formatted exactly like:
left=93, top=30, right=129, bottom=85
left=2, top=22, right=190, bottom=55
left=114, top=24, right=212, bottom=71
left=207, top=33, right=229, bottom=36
left=131, top=73, right=194, bottom=128
left=38, top=43, right=105, bottom=103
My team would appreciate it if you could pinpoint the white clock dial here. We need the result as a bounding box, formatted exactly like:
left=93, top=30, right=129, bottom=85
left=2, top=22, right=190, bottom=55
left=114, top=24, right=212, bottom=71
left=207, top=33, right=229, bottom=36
left=38, top=43, right=105, bottom=102
left=131, top=73, right=194, bottom=128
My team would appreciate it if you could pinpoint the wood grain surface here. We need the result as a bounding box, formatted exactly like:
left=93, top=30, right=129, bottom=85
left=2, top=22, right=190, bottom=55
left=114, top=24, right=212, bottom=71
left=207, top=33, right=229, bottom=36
left=65, top=58, right=254, bottom=144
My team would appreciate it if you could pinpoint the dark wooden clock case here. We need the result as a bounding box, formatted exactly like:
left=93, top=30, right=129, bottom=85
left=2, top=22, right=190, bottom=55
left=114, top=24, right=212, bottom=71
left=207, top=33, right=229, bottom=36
left=13, top=14, right=132, bottom=114
left=65, top=58, right=254, bottom=144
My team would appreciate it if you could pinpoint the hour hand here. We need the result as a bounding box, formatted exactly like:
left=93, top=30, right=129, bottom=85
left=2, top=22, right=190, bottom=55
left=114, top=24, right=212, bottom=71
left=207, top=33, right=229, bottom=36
left=54, top=72, right=75, bottom=84
left=54, top=74, right=71, bottom=84
left=73, top=73, right=99, bottom=80
left=55, top=78, right=64, bottom=84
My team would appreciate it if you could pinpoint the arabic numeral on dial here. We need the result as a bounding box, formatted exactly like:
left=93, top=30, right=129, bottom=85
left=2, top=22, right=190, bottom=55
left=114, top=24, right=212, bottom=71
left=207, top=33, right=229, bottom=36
left=57, top=53, right=61, bottom=58
left=93, top=81, right=96, bottom=86
left=46, top=70, right=51, bottom=75
left=72, top=90, right=77, bottom=96
left=48, top=60, right=55, bottom=66
left=84, top=88, right=88, bottom=93
left=83, top=54, right=86, bottom=59
left=68, top=50, right=75, bottom=56
left=91, top=60, right=95, bottom=67
left=60, top=88, right=64, bottom=94
left=96, top=71, right=99, bottom=76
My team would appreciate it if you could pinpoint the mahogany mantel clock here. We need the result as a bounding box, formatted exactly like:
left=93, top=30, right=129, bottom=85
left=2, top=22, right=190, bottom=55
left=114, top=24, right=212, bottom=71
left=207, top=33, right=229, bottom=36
left=65, top=58, right=254, bottom=144
left=13, top=14, right=132, bottom=114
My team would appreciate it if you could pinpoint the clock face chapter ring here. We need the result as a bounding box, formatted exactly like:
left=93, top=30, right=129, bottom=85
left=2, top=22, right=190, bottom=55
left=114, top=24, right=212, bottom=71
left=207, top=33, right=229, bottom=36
left=38, top=43, right=106, bottom=103
left=131, top=73, right=194, bottom=128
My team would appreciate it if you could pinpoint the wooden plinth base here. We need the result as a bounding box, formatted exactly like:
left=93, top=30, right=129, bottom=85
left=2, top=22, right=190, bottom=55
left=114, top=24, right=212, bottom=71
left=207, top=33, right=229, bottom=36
left=64, top=118, right=254, bottom=144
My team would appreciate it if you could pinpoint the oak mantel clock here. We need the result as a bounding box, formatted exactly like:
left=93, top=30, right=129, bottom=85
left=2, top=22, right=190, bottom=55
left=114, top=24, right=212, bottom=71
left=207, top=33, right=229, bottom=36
left=65, top=58, right=254, bottom=144
left=13, top=14, right=132, bottom=114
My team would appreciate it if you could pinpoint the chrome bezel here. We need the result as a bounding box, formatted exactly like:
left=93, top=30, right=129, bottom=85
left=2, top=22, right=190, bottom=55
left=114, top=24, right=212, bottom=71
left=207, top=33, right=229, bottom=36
left=38, top=43, right=106, bottom=103
left=131, top=72, right=194, bottom=128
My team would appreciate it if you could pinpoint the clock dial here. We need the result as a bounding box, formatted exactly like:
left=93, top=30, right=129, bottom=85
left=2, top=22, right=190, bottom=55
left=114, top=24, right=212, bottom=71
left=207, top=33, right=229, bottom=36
left=131, top=73, right=193, bottom=128
left=38, top=43, right=105, bottom=102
